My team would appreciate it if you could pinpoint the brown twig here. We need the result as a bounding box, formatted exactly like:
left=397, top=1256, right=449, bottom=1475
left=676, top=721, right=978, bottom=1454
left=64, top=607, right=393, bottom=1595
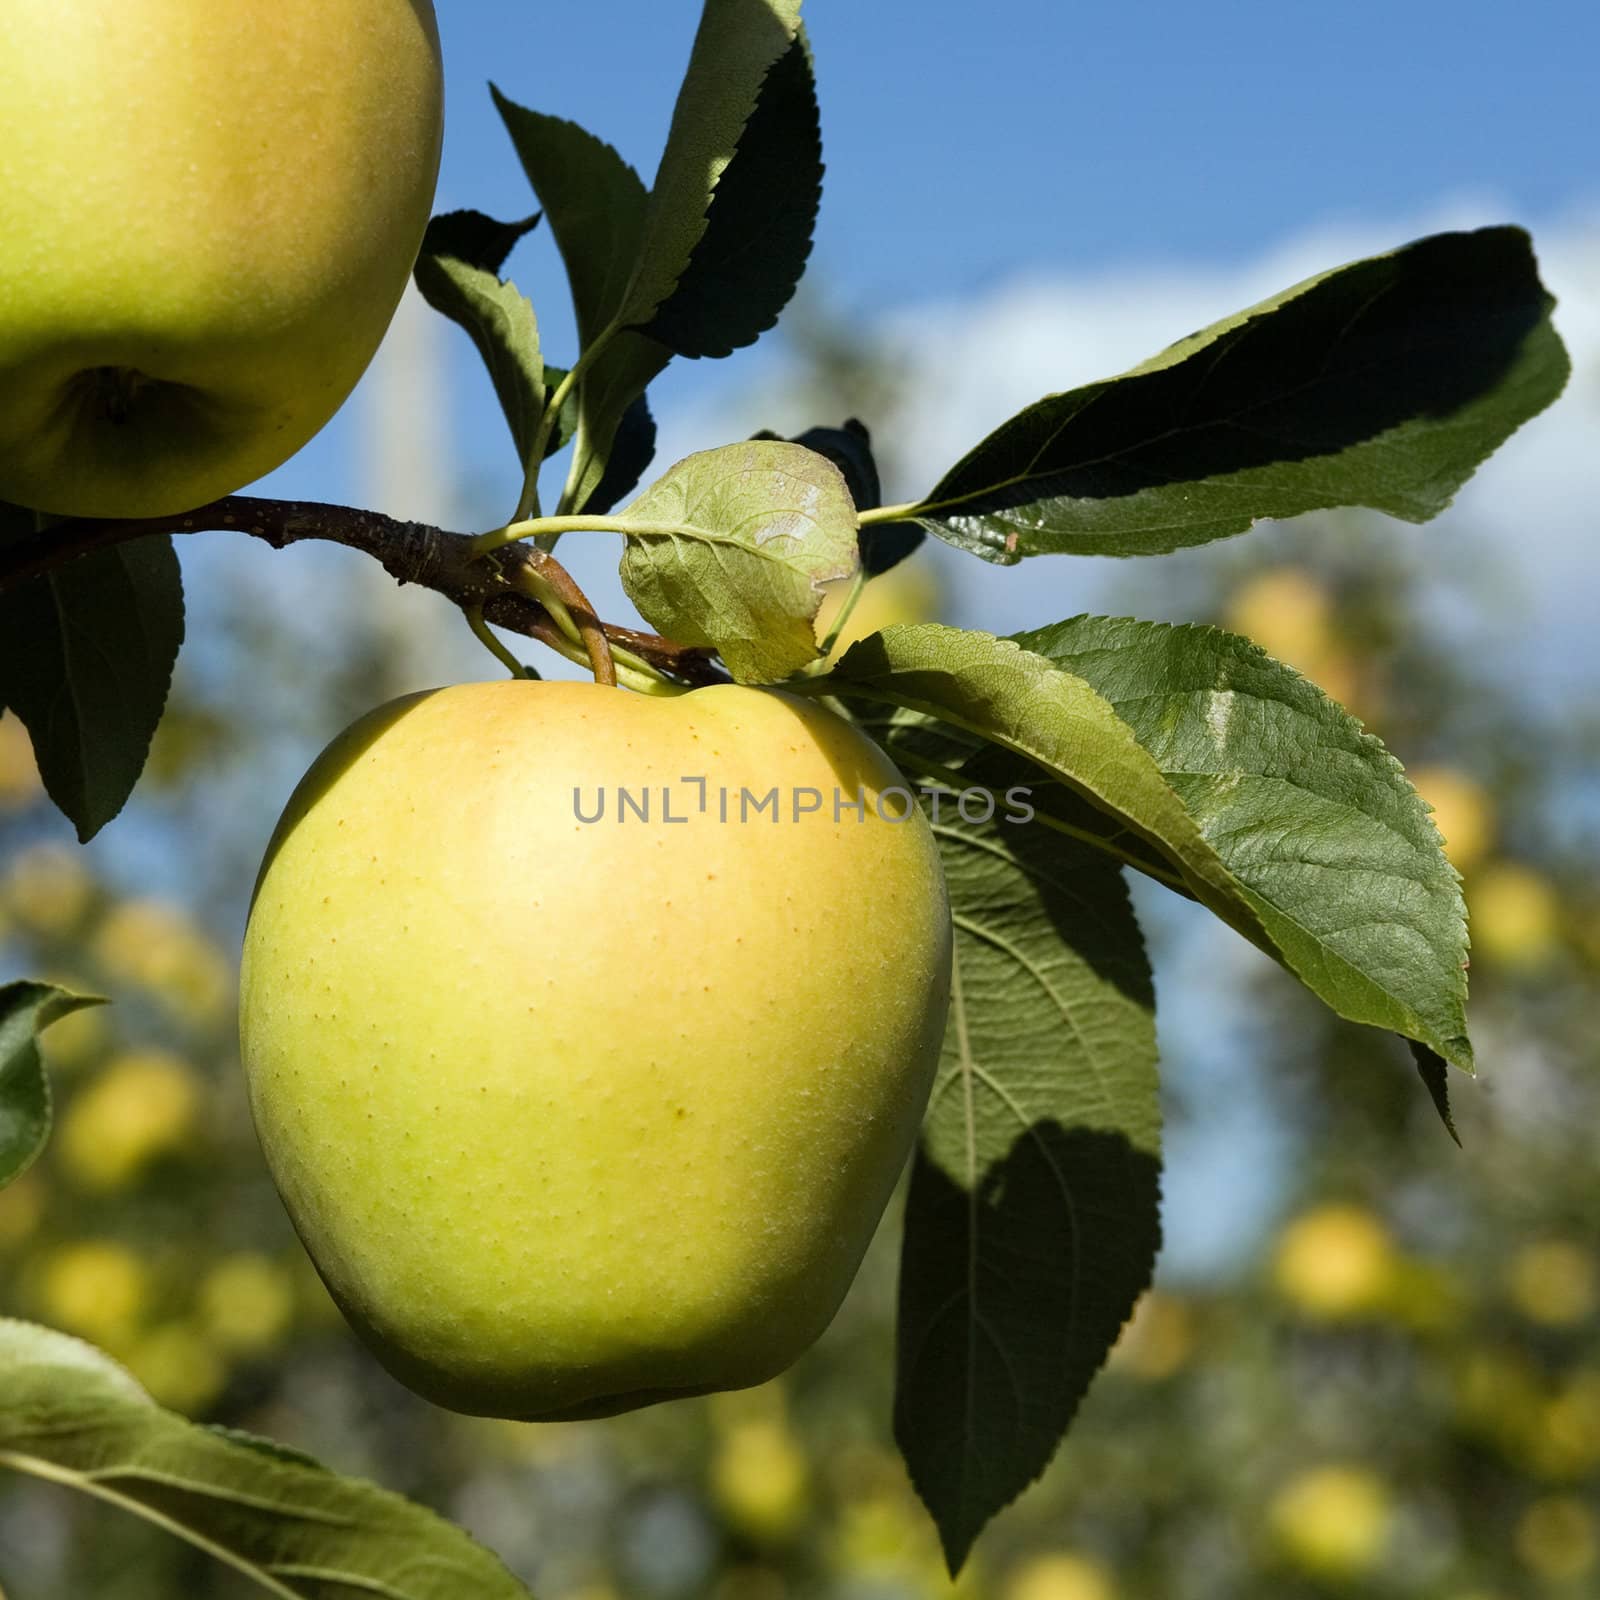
left=0, top=496, right=726, bottom=685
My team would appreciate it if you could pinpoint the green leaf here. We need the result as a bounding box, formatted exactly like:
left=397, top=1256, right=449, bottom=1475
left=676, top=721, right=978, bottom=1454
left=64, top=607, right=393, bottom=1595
left=0, top=981, right=103, bottom=1189
left=911, top=740, right=1188, bottom=894
left=1014, top=615, right=1473, bottom=1072
left=580, top=392, right=657, bottom=516
left=617, top=440, right=858, bottom=682
left=618, top=0, right=803, bottom=333
left=490, top=90, right=649, bottom=351
left=556, top=3, right=811, bottom=513
left=1411, top=1042, right=1461, bottom=1144
left=539, top=363, right=580, bottom=460
left=416, top=207, right=542, bottom=278
left=887, top=227, right=1569, bottom=562
left=413, top=209, right=546, bottom=468
left=896, top=808, right=1161, bottom=1574
left=0, top=1319, right=533, bottom=1598
left=639, top=29, right=821, bottom=357
left=564, top=332, right=675, bottom=517
left=816, top=625, right=1269, bottom=944
left=486, top=92, right=662, bottom=502
left=755, top=419, right=921, bottom=575
left=0, top=533, right=184, bottom=839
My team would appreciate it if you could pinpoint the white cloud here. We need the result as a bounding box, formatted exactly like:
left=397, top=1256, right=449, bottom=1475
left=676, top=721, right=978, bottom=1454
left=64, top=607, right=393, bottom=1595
left=891, top=207, right=1600, bottom=695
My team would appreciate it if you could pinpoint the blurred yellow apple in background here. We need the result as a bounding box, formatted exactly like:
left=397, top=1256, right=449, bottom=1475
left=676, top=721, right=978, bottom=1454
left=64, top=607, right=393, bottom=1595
left=1506, top=1240, right=1597, bottom=1329
left=1516, top=1496, right=1597, bottom=1584
left=1110, top=1289, right=1195, bottom=1381
left=1272, top=1202, right=1397, bottom=1320
left=710, top=1417, right=812, bottom=1542
left=93, top=898, right=232, bottom=1023
left=37, top=1239, right=149, bottom=1350
left=58, top=1048, right=201, bottom=1192
left=123, top=1320, right=228, bottom=1414
left=1, top=845, right=94, bottom=938
left=1224, top=568, right=1334, bottom=665
left=1005, top=1553, right=1118, bottom=1600
left=1470, top=863, right=1561, bottom=969
left=198, top=1253, right=298, bottom=1357
left=0, top=0, right=443, bottom=517
left=1268, top=1464, right=1392, bottom=1580
left=240, top=680, right=951, bottom=1420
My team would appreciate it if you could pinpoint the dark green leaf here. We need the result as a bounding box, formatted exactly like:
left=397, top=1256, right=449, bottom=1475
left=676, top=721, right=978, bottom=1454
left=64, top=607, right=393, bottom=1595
left=482, top=98, right=665, bottom=512
left=0, top=1319, right=533, bottom=1597
left=540, top=364, right=579, bottom=460
left=1015, top=615, right=1473, bottom=1072
left=482, top=93, right=667, bottom=513
left=619, top=0, right=803, bottom=332
left=413, top=211, right=546, bottom=469
left=1411, top=1042, right=1461, bottom=1144
left=412, top=211, right=582, bottom=465
left=0, top=534, right=184, bottom=839
left=889, top=228, right=1569, bottom=562
left=896, top=811, right=1161, bottom=1573
left=638, top=30, right=821, bottom=357
left=490, top=90, right=648, bottom=350
left=558, top=1, right=807, bottom=513
left=1, top=981, right=103, bottom=1188
left=580, top=392, right=657, bottom=516
left=417, top=207, right=542, bottom=277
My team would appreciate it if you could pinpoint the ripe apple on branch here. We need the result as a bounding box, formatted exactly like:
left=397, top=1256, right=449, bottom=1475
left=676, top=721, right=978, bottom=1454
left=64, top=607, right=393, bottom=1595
left=0, top=0, right=443, bottom=519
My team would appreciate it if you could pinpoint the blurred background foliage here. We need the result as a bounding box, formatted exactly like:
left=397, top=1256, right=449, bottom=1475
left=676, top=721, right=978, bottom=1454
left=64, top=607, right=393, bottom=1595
left=2, top=297, right=1597, bottom=1600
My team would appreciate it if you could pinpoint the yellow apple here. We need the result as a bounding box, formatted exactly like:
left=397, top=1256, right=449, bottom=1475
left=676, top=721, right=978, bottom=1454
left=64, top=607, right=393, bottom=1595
left=240, top=680, right=951, bottom=1419
left=58, top=1048, right=202, bottom=1192
left=0, top=0, right=443, bottom=518
left=1268, top=1465, right=1392, bottom=1580
left=1004, top=1553, right=1116, bottom=1600
left=1271, top=1202, right=1397, bottom=1320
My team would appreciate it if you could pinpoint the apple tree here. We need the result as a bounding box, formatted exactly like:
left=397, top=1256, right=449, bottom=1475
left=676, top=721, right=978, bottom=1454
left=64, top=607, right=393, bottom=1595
left=0, top=0, right=1574, bottom=1591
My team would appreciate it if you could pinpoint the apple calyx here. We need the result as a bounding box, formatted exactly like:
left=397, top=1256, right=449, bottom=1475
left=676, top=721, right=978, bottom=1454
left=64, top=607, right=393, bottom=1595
left=83, top=365, right=154, bottom=425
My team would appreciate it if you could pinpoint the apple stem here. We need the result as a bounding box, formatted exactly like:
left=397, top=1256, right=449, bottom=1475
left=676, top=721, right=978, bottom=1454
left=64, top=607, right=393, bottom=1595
left=464, top=605, right=531, bottom=679
left=509, top=549, right=616, bottom=687
left=817, top=569, right=868, bottom=658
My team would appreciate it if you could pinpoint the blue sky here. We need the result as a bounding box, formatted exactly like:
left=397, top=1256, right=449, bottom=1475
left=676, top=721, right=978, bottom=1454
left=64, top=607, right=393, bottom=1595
left=430, top=2, right=1599, bottom=313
